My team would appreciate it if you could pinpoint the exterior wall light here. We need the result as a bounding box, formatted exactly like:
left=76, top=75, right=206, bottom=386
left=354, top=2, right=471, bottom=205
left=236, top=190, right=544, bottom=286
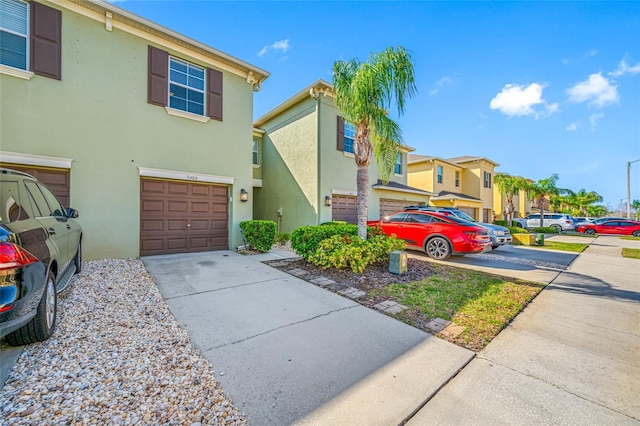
left=240, top=188, right=249, bottom=202
left=325, top=196, right=332, bottom=206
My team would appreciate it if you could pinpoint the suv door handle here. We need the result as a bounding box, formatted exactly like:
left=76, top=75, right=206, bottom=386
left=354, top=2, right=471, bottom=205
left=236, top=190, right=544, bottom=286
left=48, top=228, right=56, bottom=235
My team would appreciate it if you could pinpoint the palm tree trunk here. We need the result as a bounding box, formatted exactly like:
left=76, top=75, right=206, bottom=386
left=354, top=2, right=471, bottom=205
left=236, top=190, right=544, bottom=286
left=505, top=194, right=514, bottom=226
left=357, top=164, right=369, bottom=239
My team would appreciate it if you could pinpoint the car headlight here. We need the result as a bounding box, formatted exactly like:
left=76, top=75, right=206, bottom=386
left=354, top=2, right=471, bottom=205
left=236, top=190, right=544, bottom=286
left=492, top=230, right=505, bottom=236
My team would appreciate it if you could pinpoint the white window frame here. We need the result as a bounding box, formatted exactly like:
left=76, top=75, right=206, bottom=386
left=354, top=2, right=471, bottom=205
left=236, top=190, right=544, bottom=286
left=455, top=171, right=460, bottom=187
left=0, top=0, right=29, bottom=72
left=252, top=138, right=260, bottom=166
left=394, top=153, right=402, bottom=175
left=168, top=56, right=206, bottom=116
left=344, top=121, right=355, bottom=154
left=484, top=171, right=492, bottom=188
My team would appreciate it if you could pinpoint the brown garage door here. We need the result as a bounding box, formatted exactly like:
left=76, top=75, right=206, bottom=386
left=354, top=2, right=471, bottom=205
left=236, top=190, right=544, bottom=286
left=380, top=199, right=421, bottom=218
left=332, top=195, right=357, bottom=224
left=458, top=207, right=477, bottom=221
left=140, top=178, right=229, bottom=256
left=1, top=163, right=70, bottom=208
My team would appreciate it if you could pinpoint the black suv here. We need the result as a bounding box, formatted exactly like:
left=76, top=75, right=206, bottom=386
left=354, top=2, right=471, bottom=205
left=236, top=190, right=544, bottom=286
left=0, top=168, right=82, bottom=345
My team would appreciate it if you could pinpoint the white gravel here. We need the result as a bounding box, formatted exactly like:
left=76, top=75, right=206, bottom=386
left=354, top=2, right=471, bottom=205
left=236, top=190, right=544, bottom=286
left=0, top=259, right=247, bottom=425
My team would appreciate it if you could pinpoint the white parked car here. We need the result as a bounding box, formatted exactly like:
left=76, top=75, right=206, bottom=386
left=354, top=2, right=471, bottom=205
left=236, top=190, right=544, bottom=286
left=514, top=213, right=575, bottom=232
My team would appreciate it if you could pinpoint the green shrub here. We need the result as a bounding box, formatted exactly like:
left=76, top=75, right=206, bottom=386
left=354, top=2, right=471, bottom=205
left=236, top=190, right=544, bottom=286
left=239, top=220, right=277, bottom=252
left=308, top=234, right=406, bottom=273
left=494, top=220, right=508, bottom=227
left=291, top=223, right=358, bottom=259
left=532, top=226, right=558, bottom=234
left=509, top=226, right=529, bottom=234
left=276, top=233, right=290, bottom=245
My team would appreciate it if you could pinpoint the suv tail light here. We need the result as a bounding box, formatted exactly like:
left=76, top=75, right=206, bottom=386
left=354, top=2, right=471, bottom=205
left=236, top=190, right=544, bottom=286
left=464, top=231, right=490, bottom=242
left=0, top=243, right=39, bottom=271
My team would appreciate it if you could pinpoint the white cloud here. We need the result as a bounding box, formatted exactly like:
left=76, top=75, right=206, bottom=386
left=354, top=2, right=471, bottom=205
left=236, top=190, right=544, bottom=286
left=489, top=83, right=557, bottom=118
left=589, top=113, right=604, bottom=129
left=567, top=73, right=618, bottom=107
left=609, top=59, right=640, bottom=77
left=258, top=39, right=290, bottom=58
left=429, top=76, right=454, bottom=95
left=584, top=49, right=598, bottom=58
left=566, top=122, right=579, bottom=131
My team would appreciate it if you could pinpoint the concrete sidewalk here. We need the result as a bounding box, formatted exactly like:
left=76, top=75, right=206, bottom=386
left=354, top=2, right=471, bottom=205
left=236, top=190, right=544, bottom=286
left=408, top=235, right=640, bottom=424
left=142, top=250, right=474, bottom=425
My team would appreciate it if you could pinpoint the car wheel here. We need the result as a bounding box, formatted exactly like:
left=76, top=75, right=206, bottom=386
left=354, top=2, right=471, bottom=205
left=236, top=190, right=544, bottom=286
left=425, top=237, right=451, bottom=260
left=5, top=271, right=57, bottom=346
left=585, top=228, right=596, bottom=235
left=515, top=222, right=523, bottom=228
left=633, top=230, right=640, bottom=237
left=74, top=240, right=82, bottom=274
left=552, top=224, right=562, bottom=233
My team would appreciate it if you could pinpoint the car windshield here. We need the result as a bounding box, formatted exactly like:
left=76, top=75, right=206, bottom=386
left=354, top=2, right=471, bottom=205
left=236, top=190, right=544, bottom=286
left=439, top=215, right=478, bottom=226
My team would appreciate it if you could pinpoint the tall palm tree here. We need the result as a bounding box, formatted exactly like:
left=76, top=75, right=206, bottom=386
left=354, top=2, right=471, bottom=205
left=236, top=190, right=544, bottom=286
left=333, top=47, right=417, bottom=238
left=567, top=189, right=603, bottom=215
left=494, top=173, right=528, bottom=226
left=525, top=174, right=567, bottom=227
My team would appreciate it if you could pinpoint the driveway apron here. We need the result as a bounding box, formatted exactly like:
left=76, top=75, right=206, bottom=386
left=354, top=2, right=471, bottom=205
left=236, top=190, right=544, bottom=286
left=142, top=251, right=474, bottom=425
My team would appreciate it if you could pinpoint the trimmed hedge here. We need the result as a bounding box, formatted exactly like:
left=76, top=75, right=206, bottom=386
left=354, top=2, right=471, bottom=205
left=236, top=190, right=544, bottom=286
left=494, top=220, right=508, bottom=227
left=308, top=234, right=406, bottom=273
left=239, top=220, right=277, bottom=252
left=291, top=223, right=384, bottom=259
left=509, top=226, right=529, bottom=234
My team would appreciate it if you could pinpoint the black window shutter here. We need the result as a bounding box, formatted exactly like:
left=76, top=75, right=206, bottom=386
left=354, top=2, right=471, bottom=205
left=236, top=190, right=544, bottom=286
left=30, top=1, right=62, bottom=80
left=207, top=68, right=223, bottom=121
left=148, top=46, right=168, bottom=106
left=336, top=116, right=345, bottom=151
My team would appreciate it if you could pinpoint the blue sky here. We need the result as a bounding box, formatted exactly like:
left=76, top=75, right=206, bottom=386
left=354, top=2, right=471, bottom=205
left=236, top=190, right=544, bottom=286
left=115, top=1, right=640, bottom=211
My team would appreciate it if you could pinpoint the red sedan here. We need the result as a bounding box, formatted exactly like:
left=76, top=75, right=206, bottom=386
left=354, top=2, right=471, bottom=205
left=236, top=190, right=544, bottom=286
left=368, top=211, right=491, bottom=260
left=576, top=219, right=640, bottom=236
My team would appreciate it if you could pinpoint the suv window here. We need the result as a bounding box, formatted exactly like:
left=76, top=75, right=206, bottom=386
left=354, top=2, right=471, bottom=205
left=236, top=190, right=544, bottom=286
left=0, top=181, right=31, bottom=222
left=24, top=181, right=64, bottom=217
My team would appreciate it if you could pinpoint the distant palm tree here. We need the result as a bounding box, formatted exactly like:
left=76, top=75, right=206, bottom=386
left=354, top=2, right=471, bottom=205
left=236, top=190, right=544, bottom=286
left=632, top=199, right=640, bottom=219
left=333, top=46, right=417, bottom=238
left=494, top=173, right=528, bottom=226
left=566, top=189, right=604, bottom=216
left=525, top=174, right=568, bottom=227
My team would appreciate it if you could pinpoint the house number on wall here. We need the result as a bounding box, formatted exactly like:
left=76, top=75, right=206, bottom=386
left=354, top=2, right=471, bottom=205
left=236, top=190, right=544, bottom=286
left=186, top=175, right=198, bottom=181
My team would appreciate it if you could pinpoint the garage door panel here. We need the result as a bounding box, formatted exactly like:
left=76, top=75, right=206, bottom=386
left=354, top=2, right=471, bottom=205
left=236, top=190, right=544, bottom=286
left=2, top=164, right=70, bottom=208
left=332, top=195, right=357, bottom=224
left=140, top=178, right=229, bottom=256
left=168, top=183, right=189, bottom=195
left=380, top=199, right=419, bottom=218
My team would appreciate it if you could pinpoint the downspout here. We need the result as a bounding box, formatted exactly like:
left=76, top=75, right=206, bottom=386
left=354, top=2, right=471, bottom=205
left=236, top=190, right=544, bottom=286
left=311, top=89, right=322, bottom=225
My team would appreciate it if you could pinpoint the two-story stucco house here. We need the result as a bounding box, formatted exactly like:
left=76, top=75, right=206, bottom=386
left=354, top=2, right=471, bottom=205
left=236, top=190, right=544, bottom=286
left=407, top=154, right=499, bottom=222
left=252, top=80, right=432, bottom=234
left=0, top=0, right=269, bottom=259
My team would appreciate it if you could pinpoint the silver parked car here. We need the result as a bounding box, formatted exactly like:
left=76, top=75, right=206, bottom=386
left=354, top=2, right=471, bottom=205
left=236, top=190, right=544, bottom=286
left=514, top=213, right=575, bottom=232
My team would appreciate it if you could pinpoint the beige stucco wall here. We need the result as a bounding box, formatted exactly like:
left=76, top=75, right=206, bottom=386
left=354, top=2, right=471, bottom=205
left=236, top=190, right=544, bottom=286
left=408, top=160, right=461, bottom=195
left=0, top=2, right=256, bottom=259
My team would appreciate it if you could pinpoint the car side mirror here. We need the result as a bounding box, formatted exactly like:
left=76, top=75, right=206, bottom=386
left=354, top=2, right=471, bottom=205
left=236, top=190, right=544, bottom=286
left=66, top=208, right=79, bottom=219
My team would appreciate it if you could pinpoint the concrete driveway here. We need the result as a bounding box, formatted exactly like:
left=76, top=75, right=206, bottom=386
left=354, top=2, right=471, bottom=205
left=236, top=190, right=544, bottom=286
left=142, top=250, right=474, bottom=425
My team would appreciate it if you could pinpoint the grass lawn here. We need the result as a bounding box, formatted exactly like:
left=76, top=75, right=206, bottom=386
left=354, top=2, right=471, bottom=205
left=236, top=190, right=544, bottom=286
left=622, top=248, right=640, bottom=259
left=374, top=265, right=545, bottom=351
left=537, top=241, right=589, bottom=252
left=621, top=236, right=640, bottom=241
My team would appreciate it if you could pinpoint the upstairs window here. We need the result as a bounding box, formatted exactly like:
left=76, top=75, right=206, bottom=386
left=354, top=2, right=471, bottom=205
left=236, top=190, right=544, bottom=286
left=0, top=0, right=28, bottom=70
left=0, top=0, right=61, bottom=79
left=169, top=57, right=205, bottom=115
left=484, top=171, right=492, bottom=188
left=394, top=153, right=402, bottom=175
left=252, top=138, right=260, bottom=165
left=437, top=165, right=443, bottom=184
left=455, top=171, right=460, bottom=187
left=148, top=46, right=223, bottom=121
left=343, top=121, right=355, bottom=154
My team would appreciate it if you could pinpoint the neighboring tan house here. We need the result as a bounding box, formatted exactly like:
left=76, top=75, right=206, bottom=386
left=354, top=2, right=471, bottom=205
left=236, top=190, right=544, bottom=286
left=253, top=80, right=433, bottom=234
left=407, top=154, right=499, bottom=222
left=493, top=189, right=536, bottom=220
left=0, top=0, right=269, bottom=260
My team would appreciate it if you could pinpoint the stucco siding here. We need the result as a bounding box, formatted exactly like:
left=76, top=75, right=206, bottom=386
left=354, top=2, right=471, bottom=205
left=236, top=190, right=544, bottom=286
left=1, top=3, right=255, bottom=259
